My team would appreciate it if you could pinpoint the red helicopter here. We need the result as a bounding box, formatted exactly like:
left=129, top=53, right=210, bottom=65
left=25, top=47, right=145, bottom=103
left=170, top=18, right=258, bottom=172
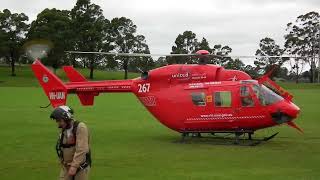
left=31, top=50, right=302, bottom=145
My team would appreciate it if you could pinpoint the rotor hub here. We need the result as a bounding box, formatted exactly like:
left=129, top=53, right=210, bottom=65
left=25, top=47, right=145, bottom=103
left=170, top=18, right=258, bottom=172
left=196, top=50, right=209, bottom=55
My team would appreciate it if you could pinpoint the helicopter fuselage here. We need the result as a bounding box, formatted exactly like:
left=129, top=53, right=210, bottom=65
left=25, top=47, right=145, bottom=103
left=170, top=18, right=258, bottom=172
left=32, top=60, right=300, bottom=134
left=132, top=64, right=300, bottom=133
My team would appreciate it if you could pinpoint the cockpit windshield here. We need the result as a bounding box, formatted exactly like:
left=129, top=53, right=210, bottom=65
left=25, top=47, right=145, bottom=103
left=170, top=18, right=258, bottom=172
left=252, top=84, right=284, bottom=106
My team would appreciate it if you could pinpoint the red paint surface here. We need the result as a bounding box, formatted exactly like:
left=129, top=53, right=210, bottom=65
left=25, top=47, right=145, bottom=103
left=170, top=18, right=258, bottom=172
left=32, top=59, right=301, bottom=133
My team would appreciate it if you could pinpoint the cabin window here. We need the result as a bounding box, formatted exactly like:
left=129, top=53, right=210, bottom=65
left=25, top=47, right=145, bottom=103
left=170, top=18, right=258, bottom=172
left=214, top=91, right=231, bottom=107
left=191, top=92, right=206, bottom=106
left=240, top=86, right=254, bottom=107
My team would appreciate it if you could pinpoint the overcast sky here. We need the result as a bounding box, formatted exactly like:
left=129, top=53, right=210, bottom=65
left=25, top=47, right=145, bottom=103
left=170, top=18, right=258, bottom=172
left=2, top=0, right=319, bottom=63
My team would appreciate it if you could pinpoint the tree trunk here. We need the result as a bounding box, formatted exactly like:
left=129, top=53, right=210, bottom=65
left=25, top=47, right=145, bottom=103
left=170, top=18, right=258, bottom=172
left=10, top=51, right=16, bottom=76
left=89, top=58, right=94, bottom=80
left=309, top=68, right=313, bottom=83
left=312, top=67, right=315, bottom=83
left=124, top=59, right=128, bottom=79
left=295, top=68, right=299, bottom=84
left=310, top=58, right=316, bottom=83
left=72, top=55, right=76, bottom=67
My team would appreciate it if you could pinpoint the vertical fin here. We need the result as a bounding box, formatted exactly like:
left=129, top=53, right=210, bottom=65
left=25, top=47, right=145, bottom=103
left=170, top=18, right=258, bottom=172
left=31, top=60, right=67, bottom=107
left=63, top=66, right=87, bottom=82
left=62, top=66, right=95, bottom=105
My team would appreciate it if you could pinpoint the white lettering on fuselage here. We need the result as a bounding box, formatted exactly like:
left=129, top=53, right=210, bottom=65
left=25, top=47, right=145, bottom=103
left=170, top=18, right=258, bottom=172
left=188, top=83, right=204, bottom=88
left=191, top=73, right=207, bottom=80
left=138, top=83, right=151, bottom=93
left=204, top=82, right=222, bottom=85
left=186, top=114, right=265, bottom=121
left=171, top=72, right=189, bottom=79
left=49, top=92, right=65, bottom=100
left=200, top=113, right=233, bottom=118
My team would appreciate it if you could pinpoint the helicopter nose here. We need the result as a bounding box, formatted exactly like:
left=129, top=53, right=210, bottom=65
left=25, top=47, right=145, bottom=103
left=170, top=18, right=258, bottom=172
left=270, top=100, right=303, bottom=133
left=284, top=101, right=303, bottom=133
left=287, top=101, right=300, bottom=118
left=271, top=101, right=300, bottom=124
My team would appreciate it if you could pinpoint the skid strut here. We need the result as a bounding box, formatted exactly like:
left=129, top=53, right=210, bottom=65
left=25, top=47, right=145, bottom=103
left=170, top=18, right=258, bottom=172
left=179, top=131, right=279, bottom=146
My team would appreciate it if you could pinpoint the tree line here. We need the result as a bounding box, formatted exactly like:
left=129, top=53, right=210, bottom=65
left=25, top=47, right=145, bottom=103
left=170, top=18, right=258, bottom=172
left=0, top=0, right=319, bottom=82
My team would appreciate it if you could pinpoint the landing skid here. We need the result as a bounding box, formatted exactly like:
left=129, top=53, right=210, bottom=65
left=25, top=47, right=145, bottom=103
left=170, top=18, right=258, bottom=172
left=179, top=132, right=279, bottom=146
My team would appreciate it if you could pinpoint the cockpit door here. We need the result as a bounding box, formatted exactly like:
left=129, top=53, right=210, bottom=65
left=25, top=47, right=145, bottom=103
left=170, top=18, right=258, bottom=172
left=234, top=85, right=268, bottom=128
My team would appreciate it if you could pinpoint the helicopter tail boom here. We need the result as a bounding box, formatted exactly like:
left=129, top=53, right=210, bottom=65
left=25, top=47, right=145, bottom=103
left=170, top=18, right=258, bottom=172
left=32, top=60, right=133, bottom=107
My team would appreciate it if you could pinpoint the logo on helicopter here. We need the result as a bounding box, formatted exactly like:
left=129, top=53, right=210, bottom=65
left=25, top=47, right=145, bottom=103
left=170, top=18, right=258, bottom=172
left=229, top=75, right=238, bottom=81
left=42, top=75, right=49, bottom=83
left=139, top=96, right=156, bottom=106
left=171, top=72, right=189, bottom=79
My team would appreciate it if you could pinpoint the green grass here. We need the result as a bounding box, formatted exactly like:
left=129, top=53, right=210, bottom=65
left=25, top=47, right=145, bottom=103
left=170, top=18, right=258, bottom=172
left=279, top=82, right=320, bottom=90
left=1, top=65, right=320, bottom=179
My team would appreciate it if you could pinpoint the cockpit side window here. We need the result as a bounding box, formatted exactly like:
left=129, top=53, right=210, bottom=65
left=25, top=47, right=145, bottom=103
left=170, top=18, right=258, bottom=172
left=240, top=86, right=250, bottom=96
left=240, top=86, right=254, bottom=107
left=252, top=84, right=283, bottom=106
left=252, top=84, right=266, bottom=105
left=191, top=92, right=206, bottom=106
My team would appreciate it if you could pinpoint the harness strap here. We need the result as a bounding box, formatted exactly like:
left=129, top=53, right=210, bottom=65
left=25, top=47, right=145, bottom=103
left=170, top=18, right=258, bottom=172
left=56, top=121, right=92, bottom=171
left=56, top=130, right=65, bottom=160
left=61, top=144, right=76, bottom=148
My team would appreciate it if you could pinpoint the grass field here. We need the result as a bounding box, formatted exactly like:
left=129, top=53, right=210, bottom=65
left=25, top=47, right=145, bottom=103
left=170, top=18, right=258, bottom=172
left=0, top=65, right=320, bottom=179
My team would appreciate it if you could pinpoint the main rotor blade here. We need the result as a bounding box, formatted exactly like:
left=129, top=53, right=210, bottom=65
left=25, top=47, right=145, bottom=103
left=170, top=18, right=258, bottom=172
left=65, top=51, right=197, bottom=57
left=65, top=51, right=311, bottom=59
left=222, top=55, right=311, bottom=59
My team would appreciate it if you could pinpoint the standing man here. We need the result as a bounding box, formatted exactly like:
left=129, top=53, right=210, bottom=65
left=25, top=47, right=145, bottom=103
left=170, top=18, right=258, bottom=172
left=50, top=106, right=91, bottom=180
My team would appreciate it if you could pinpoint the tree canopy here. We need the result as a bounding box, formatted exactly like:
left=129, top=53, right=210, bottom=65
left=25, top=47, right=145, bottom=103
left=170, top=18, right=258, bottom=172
left=0, top=2, right=318, bottom=83
left=0, top=9, right=29, bottom=76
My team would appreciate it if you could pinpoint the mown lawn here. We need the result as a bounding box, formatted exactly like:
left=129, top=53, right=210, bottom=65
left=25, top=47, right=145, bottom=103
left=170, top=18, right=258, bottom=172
left=0, top=65, right=320, bottom=179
